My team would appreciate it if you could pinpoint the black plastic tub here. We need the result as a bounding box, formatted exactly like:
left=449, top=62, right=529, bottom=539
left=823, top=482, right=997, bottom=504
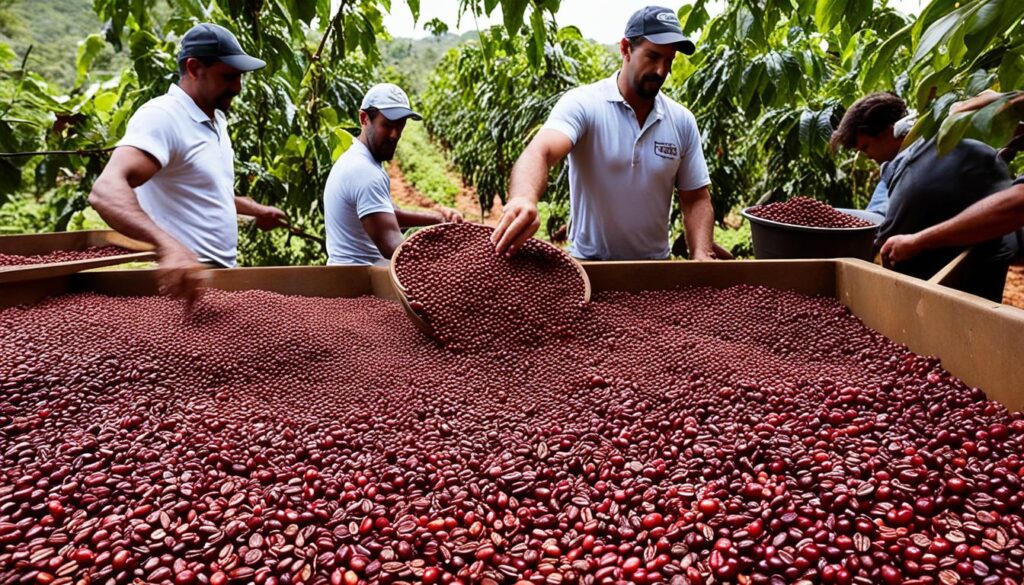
left=740, top=207, right=884, bottom=260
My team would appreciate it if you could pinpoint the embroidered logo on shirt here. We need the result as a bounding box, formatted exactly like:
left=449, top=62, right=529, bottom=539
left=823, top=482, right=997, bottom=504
left=654, top=141, right=678, bottom=159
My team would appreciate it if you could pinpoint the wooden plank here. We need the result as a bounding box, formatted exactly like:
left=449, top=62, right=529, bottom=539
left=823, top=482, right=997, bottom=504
left=0, top=252, right=156, bottom=285
left=582, top=259, right=837, bottom=297
left=0, top=230, right=151, bottom=255
left=0, top=230, right=156, bottom=284
left=837, top=260, right=1024, bottom=412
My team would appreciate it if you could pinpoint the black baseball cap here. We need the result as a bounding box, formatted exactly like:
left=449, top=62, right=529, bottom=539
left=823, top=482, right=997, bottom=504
left=177, top=23, right=266, bottom=72
left=624, top=6, right=696, bottom=55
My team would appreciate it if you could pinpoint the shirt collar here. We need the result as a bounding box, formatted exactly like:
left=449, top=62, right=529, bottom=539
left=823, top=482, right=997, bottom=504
left=603, top=72, right=626, bottom=103
left=168, top=83, right=214, bottom=124
left=603, top=71, right=665, bottom=118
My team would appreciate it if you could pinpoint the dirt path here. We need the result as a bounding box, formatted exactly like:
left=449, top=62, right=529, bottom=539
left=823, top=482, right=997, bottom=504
left=387, top=163, right=502, bottom=226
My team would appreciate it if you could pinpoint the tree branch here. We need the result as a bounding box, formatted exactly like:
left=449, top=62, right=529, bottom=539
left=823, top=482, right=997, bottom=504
left=0, top=147, right=115, bottom=159
left=312, top=1, right=347, bottom=64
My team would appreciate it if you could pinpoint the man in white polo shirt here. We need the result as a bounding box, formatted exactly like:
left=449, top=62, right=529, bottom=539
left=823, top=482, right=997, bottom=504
left=324, top=83, right=462, bottom=265
left=89, top=23, right=287, bottom=302
left=492, top=6, right=722, bottom=261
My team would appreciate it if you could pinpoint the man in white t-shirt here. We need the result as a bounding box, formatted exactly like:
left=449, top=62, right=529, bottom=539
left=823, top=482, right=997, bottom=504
left=89, top=23, right=288, bottom=302
left=324, top=83, right=462, bottom=265
left=492, top=6, right=723, bottom=261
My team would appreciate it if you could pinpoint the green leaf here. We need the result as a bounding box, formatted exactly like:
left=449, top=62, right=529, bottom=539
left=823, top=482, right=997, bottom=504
left=815, top=0, right=848, bottom=32
left=317, top=0, right=332, bottom=23
left=965, top=92, right=1024, bottom=149
left=998, top=50, right=1024, bottom=91
left=859, top=22, right=911, bottom=91
left=936, top=110, right=975, bottom=154
left=407, top=0, right=420, bottom=23
left=295, top=0, right=317, bottom=24
left=93, top=91, right=119, bottom=115
left=527, top=7, right=546, bottom=70
left=75, top=34, right=107, bottom=86
left=680, top=0, right=711, bottom=35
left=499, top=0, right=529, bottom=36
left=911, top=0, right=962, bottom=45
left=799, top=108, right=815, bottom=157
left=0, top=43, right=16, bottom=68
left=915, top=68, right=951, bottom=112
left=911, top=0, right=977, bottom=67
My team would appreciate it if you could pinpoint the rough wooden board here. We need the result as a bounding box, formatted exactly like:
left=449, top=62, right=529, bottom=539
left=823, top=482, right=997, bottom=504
left=0, top=230, right=156, bottom=284
left=0, top=230, right=152, bottom=255
left=0, top=252, right=157, bottom=285
left=582, top=259, right=837, bottom=297
left=837, top=260, right=1024, bottom=412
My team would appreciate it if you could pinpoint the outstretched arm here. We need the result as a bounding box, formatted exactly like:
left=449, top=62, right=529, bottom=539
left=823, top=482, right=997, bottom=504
left=492, top=129, right=573, bottom=255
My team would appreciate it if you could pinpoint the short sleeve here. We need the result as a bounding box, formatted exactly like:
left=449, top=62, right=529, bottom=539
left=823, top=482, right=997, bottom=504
left=541, top=89, right=589, bottom=145
left=115, top=104, right=179, bottom=168
left=675, top=108, right=711, bottom=192
left=354, top=174, right=395, bottom=219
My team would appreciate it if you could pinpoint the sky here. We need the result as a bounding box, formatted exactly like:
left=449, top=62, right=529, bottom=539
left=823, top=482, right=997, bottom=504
left=382, top=0, right=928, bottom=43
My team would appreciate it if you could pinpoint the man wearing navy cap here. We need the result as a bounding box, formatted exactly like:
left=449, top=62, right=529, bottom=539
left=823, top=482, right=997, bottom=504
left=323, top=83, right=462, bottom=265
left=89, top=23, right=288, bottom=303
left=493, top=6, right=723, bottom=261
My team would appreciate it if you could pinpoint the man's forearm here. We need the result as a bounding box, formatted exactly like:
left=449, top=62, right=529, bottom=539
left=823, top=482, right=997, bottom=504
left=395, top=208, right=442, bottom=228
left=680, top=189, right=715, bottom=258
left=235, top=196, right=266, bottom=217
left=89, top=178, right=180, bottom=250
left=915, top=185, right=1024, bottom=251
left=507, top=146, right=549, bottom=205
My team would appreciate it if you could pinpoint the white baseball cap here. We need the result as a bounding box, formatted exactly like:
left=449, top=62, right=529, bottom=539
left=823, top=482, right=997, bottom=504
left=360, top=83, right=422, bottom=121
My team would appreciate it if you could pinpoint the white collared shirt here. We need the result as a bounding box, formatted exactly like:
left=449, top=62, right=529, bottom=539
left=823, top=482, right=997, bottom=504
left=542, top=72, right=710, bottom=260
left=116, top=84, right=238, bottom=267
left=323, top=140, right=395, bottom=266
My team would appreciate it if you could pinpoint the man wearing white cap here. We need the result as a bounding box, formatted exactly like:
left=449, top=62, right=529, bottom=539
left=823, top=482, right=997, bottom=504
left=89, top=23, right=288, bottom=303
left=492, top=6, right=725, bottom=261
left=323, top=83, right=462, bottom=265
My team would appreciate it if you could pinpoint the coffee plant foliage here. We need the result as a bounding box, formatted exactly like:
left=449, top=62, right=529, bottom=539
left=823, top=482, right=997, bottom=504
left=1, top=0, right=1021, bottom=262
left=0, top=0, right=558, bottom=264
left=423, top=0, right=1023, bottom=243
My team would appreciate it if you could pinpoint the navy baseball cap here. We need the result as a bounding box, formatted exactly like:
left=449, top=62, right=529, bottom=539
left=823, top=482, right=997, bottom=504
left=177, top=23, right=266, bottom=72
left=624, top=6, right=696, bottom=55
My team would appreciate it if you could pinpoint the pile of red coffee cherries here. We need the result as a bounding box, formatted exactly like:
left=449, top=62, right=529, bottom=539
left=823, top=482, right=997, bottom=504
left=0, top=246, right=131, bottom=268
left=748, top=198, right=875, bottom=229
left=0, top=279, right=1021, bottom=584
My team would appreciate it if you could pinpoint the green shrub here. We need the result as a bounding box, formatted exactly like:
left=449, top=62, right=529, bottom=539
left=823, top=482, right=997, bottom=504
left=394, top=124, right=460, bottom=208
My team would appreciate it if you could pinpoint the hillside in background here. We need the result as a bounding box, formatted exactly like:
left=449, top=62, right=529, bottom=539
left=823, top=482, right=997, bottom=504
left=0, top=0, right=119, bottom=88
left=380, top=32, right=477, bottom=96
left=1, top=0, right=474, bottom=94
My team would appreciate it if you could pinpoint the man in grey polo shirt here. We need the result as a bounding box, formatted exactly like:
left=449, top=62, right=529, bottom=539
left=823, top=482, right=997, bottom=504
left=492, top=6, right=720, bottom=261
left=89, top=23, right=288, bottom=303
left=323, top=83, right=461, bottom=265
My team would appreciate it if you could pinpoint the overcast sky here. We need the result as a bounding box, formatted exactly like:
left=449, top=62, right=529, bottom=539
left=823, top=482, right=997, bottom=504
left=382, top=0, right=928, bottom=42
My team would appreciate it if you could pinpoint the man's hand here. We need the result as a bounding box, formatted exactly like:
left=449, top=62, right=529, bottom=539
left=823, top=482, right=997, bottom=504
left=253, top=204, right=289, bottom=230
left=711, top=242, right=734, bottom=260
left=690, top=248, right=716, bottom=261
left=491, top=198, right=540, bottom=256
left=436, top=207, right=464, bottom=223
left=156, top=242, right=208, bottom=309
left=880, top=233, right=924, bottom=267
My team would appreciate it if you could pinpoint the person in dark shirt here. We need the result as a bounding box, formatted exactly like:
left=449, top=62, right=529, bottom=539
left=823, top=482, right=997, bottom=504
left=880, top=91, right=1024, bottom=282
left=832, top=92, right=1016, bottom=301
